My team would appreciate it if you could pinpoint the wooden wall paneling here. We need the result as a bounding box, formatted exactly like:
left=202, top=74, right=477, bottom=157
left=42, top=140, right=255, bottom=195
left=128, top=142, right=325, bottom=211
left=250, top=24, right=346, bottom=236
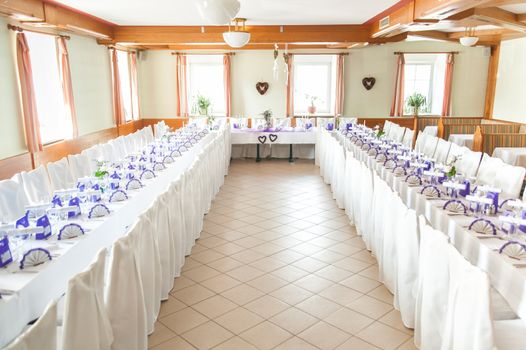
left=0, top=0, right=44, bottom=21
left=142, top=118, right=188, bottom=131
left=472, top=126, right=483, bottom=151
left=484, top=42, right=501, bottom=118
left=357, top=117, right=415, bottom=129
left=117, top=120, right=143, bottom=136
left=0, top=153, right=33, bottom=180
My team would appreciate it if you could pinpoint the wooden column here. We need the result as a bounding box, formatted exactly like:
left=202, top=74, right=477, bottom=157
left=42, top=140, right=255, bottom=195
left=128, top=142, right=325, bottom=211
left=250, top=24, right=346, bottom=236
left=484, top=42, right=501, bottom=119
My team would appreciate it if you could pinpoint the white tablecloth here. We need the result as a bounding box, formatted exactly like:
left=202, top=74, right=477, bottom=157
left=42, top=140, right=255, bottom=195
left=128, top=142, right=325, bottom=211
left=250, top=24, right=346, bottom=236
left=320, top=129, right=526, bottom=323
left=230, top=129, right=316, bottom=159
left=449, top=134, right=474, bottom=149
left=0, top=130, right=228, bottom=348
left=493, top=148, right=526, bottom=168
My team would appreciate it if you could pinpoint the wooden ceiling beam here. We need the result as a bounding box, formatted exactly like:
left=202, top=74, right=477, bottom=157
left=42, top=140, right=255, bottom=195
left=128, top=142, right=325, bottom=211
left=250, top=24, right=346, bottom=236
left=449, top=7, right=526, bottom=33
left=409, top=30, right=458, bottom=42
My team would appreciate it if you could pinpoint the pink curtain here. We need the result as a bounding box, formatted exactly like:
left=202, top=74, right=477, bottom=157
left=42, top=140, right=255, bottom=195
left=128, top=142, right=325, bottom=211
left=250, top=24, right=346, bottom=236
left=286, top=54, right=294, bottom=118
left=223, top=54, right=232, bottom=117
left=442, top=53, right=455, bottom=117
left=56, top=36, right=78, bottom=138
left=175, top=53, right=188, bottom=117
left=390, top=54, right=405, bottom=117
left=16, top=32, right=42, bottom=152
left=334, top=54, right=345, bottom=116
left=129, top=51, right=140, bottom=120
left=110, top=48, right=125, bottom=126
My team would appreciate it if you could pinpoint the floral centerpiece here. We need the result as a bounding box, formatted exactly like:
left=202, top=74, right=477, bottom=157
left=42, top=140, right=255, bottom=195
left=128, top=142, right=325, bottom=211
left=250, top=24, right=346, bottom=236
left=445, top=155, right=461, bottom=178
left=373, top=125, right=385, bottom=139
left=306, top=94, right=319, bottom=114
left=261, top=109, right=273, bottom=130
left=94, top=161, right=109, bottom=179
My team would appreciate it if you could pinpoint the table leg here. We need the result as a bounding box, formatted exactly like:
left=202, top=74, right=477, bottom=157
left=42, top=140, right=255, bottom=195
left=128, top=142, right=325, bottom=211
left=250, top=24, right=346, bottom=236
left=256, top=144, right=261, bottom=162
left=289, top=144, right=294, bottom=163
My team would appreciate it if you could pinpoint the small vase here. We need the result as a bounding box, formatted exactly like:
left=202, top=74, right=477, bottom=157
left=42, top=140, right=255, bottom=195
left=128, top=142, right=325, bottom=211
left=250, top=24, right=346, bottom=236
left=308, top=106, right=316, bottom=114
left=199, top=107, right=208, bottom=116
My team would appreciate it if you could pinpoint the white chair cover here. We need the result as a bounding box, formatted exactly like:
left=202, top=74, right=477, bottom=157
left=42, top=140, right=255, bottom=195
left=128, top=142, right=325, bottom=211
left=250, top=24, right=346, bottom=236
left=456, top=150, right=482, bottom=178
left=61, top=249, right=113, bottom=350
left=250, top=117, right=267, bottom=129
left=441, top=246, right=494, bottom=350
left=317, top=117, right=335, bottom=128
left=47, top=158, right=75, bottom=191
left=414, top=223, right=450, bottom=350
left=434, top=139, right=451, bottom=165
left=5, top=300, right=57, bottom=350
left=272, top=118, right=291, bottom=128
left=0, top=180, right=29, bottom=223
left=81, top=146, right=102, bottom=174
left=67, top=153, right=92, bottom=180
left=295, top=118, right=314, bottom=128
left=493, top=319, right=526, bottom=350
left=188, top=117, right=207, bottom=128
left=106, top=234, right=147, bottom=350
left=414, top=132, right=427, bottom=153
left=401, top=128, right=414, bottom=148
left=383, top=121, right=393, bottom=134
left=476, top=154, right=504, bottom=187
left=494, top=164, right=526, bottom=200
left=422, top=135, right=439, bottom=159
left=21, top=166, right=53, bottom=204
left=128, top=215, right=162, bottom=335
left=446, top=143, right=467, bottom=165
left=394, top=208, right=419, bottom=329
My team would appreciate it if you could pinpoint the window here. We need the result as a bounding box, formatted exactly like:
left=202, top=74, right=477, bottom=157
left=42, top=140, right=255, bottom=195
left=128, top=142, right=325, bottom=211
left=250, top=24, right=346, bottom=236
left=403, top=54, right=447, bottom=115
left=25, top=32, right=71, bottom=143
left=293, top=55, right=337, bottom=115
left=187, top=55, right=225, bottom=116
left=115, top=50, right=134, bottom=122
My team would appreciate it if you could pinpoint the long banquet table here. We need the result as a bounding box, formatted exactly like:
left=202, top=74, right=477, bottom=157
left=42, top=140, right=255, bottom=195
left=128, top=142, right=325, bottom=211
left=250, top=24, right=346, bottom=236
left=319, top=128, right=526, bottom=322
left=0, top=128, right=230, bottom=348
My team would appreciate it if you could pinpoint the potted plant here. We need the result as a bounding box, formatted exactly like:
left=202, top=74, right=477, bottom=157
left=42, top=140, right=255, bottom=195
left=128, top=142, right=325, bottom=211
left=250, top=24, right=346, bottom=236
left=306, top=94, right=319, bottom=114
left=406, top=93, right=426, bottom=117
left=260, top=109, right=273, bottom=129
left=196, top=94, right=211, bottom=116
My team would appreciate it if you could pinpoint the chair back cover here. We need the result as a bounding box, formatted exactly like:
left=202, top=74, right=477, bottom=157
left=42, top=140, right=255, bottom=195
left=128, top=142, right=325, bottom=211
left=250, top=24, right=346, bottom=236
left=414, top=132, right=427, bottom=153
left=47, top=158, right=76, bottom=191
left=456, top=150, right=482, bottom=178
left=61, top=248, right=113, bottom=350
left=0, top=180, right=29, bottom=223
left=476, top=154, right=504, bottom=187
left=402, top=129, right=414, bottom=148
left=495, top=164, right=526, bottom=200
left=446, top=143, right=467, bottom=165
left=272, top=118, right=291, bottom=128
left=67, top=153, right=92, bottom=180
left=21, top=166, right=53, bottom=204
left=422, top=135, right=439, bottom=159
left=434, top=139, right=452, bottom=165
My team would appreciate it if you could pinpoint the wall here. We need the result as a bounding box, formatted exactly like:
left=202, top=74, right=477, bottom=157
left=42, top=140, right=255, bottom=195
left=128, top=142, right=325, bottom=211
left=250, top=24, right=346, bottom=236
left=493, top=37, right=526, bottom=123
left=0, top=16, right=115, bottom=160
left=138, top=40, right=489, bottom=119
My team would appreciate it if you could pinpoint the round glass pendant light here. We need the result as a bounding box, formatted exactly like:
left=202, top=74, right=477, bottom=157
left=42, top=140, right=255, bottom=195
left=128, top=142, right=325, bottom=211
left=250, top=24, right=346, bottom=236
left=196, top=0, right=241, bottom=25
left=459, top=27, right=479, bottom=47
left=223, top=18, right=251, bottom=48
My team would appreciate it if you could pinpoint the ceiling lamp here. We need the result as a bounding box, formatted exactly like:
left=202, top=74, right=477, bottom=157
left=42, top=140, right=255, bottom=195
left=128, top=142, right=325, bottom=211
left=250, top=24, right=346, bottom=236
left=459, top=27, right=479, bottom=47
left=196, top=0, right=240, bottom=25
left=223, top=18, right=250, bottom=48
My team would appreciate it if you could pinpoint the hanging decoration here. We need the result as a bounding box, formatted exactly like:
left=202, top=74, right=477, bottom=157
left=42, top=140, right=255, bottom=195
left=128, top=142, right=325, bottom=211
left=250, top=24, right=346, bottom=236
left=272, top=44, right=279, bottom=81
left=256, top=82, right=269, bottom=95
left=283, top=44, right=289, bottom=85
left=362, top=77, right=376, bottom=90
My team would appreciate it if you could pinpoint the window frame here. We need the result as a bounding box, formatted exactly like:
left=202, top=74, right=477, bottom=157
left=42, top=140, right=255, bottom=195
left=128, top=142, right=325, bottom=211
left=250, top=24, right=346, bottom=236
left=403, top=62, right=435, bottom=115
left=186, top=55, right=226, bottom=117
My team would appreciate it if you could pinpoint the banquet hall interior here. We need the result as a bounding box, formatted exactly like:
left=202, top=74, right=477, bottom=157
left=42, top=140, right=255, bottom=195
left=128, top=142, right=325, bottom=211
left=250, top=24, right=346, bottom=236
left=3, top=0, right=526, bottom=349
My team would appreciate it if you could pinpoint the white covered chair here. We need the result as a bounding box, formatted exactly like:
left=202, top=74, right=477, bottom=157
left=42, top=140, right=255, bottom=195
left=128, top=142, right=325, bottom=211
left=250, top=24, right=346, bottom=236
left=67, top=153, right=92, bottom=180
left=0, top=179, right=29, bottom=223
left=250, top=117, right=267, bottom=129
left=316, top=117, right=335, bottom=128
left=21, top=166, right=53, bottom=204
left=272, top=118, right=291, bottom=128
left=414, top=132, right=427, bottom=153
left=47, top=158, right=76, bottom=191
left=383, top=120, right=393, bottom=135
left=81, top=145, right=103, bottom=174
left=456, top=150, right=482, bottom=178
left=422, top=135, right=439, bottom=159
left=494, top=163, right=526, bottom=199
left=106, top=234, right=147, bottom=350
left=5, top=300, right=57, bottom=350
left=61, top=249, right=113, bottom=350
left=295, top=118, right=314, bottom=128
left=188, top=117, right=207, bottom=128
left=476, top=154, right=505, bottom=187
left=446, top=143, right=467, bottom=165
left=401, top=129, right=414, bottom=148
left=434, top=139, right=451, bottom=165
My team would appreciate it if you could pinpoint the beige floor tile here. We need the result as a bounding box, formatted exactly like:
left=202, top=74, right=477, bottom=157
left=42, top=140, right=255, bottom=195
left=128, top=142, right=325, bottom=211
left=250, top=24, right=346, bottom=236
left=240, top=321, right=293, bottom=350
left=296, top=295, right=342, bottom=319
left=200, top=274, right=241, bottom=293
left=293, top=274, right=334, bottom=293
left=268, top=284, right=312, bottom=305
left=324, top=307, right=375, bottom=335
left=148, top=322, right=176, bottom=348
left=397, top=339, right=418, bottom=350
left=271, top=265, right=310, bottom=282
left=368, top=285, right=394, bottom=304
left=269, top=307, right=318, bottom=335
left=298, top=321, right=350, bottom=350
left=335, top=337, right=381, bottom=350
left=251, top=242, right=284, bottom=255
left=249, top=256, right=287, bottom=272
left=211, top=336, right=259, bottom=350
left=220, top=284, right=265, bottom=306
left=347, top=295, right=394, bottom=320
left=198, top=236, right=229, bottom=248
left=333, top=256, right=372, bottom=273
left=319, top=284, right=363, bottom=306
left=378, top=309, right=414, bottom=335
left=181, top=321, right=233, bottom=350
left=206, top=257, right=244, bottom=273
left=244, top=295, right=290, bottom=319
left=315, top=265, right=354, bottom=282
left=246, top=273, right=289, bottom=293
left=190, top=249, right=225, bottom=264
left=230, top=250, right=266, bottom=264
left=227, top=265, right=266, bottom=282
left=359, top=265, right=380, bottom=281
left=214, top=231, right=247, bottom=242
left=150, top=335, right=196, bottom=350
left=310, top=249, right=346, bottom=264
left=232, top=236, right=265, bottom=248
left=170, top=276, right=197, bottom=293
left=356, top=322, right=411, bottom=350
left=184, top=265, right=221, bottom=283
left=340, top=274, right=382, bottom=294
left=161, top=307, right=208, bottom=334
left=292, top=256, right=328, bottom=273
left=212, top=242, right=246, bottom=255
left=352, top=250, right=379, bottom=264
left=214, top=307, right=264, bottom=334
left=159, top=295, right=187, bottom=318
left=192, top=295, right=238, bottom=319
left=181, top=258, right=203, bottom=273
left=172, top=284, right=215, bottom=306
left=273, top=337, right=320, bottom=350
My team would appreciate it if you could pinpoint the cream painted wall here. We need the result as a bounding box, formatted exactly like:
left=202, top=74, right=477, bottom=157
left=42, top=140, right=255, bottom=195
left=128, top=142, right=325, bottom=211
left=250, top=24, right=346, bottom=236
left=0, top=17, right=26, bottom=159
left=0, top=17, right=115, bottom=160
left=493, top=37, right=526, bottom=123
left=138, top=40, right=489, bottom=119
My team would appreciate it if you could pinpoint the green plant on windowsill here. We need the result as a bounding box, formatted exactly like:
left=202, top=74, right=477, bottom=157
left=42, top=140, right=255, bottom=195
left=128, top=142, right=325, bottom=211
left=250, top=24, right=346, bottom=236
left=196, top=94, right=211, bottom=116
left=406, top=93, right=427, bottom=117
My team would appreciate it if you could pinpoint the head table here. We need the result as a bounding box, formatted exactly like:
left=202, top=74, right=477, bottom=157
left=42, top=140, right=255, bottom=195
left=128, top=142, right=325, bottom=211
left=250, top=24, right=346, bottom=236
left=0, top=127, right=230, bottom=348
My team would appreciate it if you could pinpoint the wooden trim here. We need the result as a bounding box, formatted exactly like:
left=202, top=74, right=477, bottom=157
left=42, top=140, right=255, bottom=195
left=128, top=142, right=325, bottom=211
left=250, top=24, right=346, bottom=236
left=484, top=42, right=501, bottom=119
left=142, top=118, right=188, bottom=131
left=0, top=153, right=33, bottom=180
left=365, top=0, right=415, bottom=25
left=472, top=125, right=483, bottom=151
left=0, top=0, right=45, bottom=21
left=356, top=117, right=415, bottom=129
left=117, top=120, right=143, bottom=136
left=437, top=117, right=445, bottom=139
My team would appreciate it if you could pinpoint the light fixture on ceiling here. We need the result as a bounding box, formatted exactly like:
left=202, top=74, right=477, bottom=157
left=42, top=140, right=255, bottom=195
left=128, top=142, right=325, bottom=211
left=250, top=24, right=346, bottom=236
left=223, top=18, right=250, bottom=48
left=459, top=27, right=479, bottom=47
left=196, top=0, right=240, bottom=25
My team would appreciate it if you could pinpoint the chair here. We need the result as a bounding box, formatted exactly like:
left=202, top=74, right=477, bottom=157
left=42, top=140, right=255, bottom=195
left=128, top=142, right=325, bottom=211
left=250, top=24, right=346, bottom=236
left=21, top=166, right=53, bottom=204
left=383, top=121, right=393, bottom=135
left=446, top=143, right=467, bottom=165
left=81, top=146, right=103, bottom=174
left=456, top=150, right=482, bottom=178
left=414, top=223, right=451, bottom=350
left=494, top=163, right=526, bottom=199
left=316, top=117, right=335, bottom=128
left=434, top=139, right=451, bottom=165
left=106, top=234, right=147, bottom=350
left=401, top=129, right=414, bottom=148
left=422, top=135, right=439, bottom=159
left=61, top=249, right=113, bottom=350
left=295, top=118, right=314, bottom=128
left=4, top=300, right=57, bottom=350
left=188, top=117, right=207, bottom=128
left=0, top=180, right=29, bottom=223
left=414, top=132, right=427, bottom=153
left=272, top=118, right=291, bottom=128
left=476, top=154, right=505, bottom=187
left=67, top=153, right=92, bottom=180
left=47, top=158, right=76, bottom=191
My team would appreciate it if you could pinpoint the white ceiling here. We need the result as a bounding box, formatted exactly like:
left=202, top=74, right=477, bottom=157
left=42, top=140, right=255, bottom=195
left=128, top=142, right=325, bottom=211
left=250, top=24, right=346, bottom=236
left=52, top=0, right=400, bottom=26
left=500, top=3, right=526, bottom=14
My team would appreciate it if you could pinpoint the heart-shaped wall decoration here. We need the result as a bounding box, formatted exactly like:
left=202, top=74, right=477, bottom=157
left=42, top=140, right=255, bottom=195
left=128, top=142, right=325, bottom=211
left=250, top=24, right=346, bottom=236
left=362, top=77, right=376, bottom=91
left=269, top=134, right=278, bottom=142
left=258, top=135, right=267, bottom=144
left=256, top=82, right=269, bottom=95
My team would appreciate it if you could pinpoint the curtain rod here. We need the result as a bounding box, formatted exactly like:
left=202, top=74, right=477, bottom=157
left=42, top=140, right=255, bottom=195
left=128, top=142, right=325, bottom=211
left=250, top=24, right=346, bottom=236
left=171, top=52, right=236, bottom=56
left=287, top=52, right=349, bottom=56
left=6, top=24, right=70, bottom=40
left=394, top=51, right=459, bottom=55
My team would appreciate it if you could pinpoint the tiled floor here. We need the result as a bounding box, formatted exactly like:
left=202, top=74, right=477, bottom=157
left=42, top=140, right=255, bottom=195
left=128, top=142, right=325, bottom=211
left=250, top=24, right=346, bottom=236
left=148, top=159, right=416, bottom=350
